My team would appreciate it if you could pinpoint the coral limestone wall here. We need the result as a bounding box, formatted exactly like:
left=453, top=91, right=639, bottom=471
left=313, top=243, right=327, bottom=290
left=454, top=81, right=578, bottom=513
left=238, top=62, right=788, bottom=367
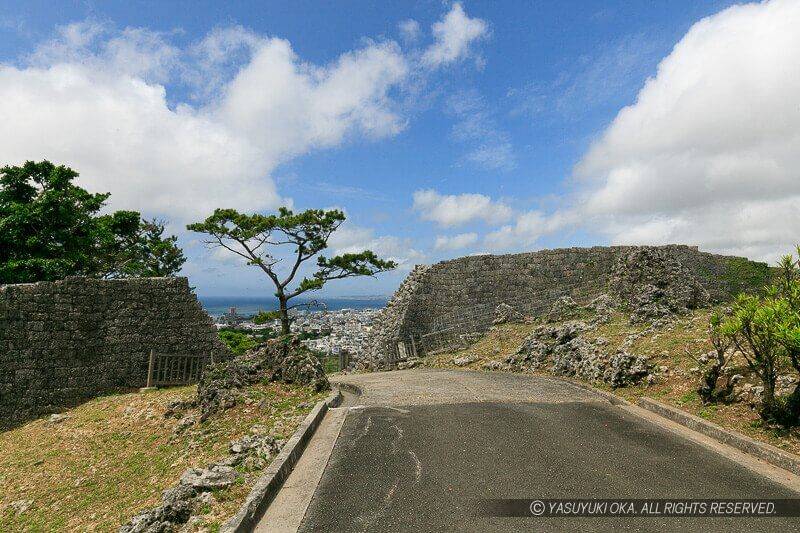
left=365, top=245, right=769, bottom=368
left=0, top=277, right=228, bottom=427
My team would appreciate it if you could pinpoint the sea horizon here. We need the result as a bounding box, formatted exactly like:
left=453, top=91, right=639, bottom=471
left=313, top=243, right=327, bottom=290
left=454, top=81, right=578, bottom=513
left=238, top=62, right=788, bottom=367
left=198, top=295, right=389, bottom=318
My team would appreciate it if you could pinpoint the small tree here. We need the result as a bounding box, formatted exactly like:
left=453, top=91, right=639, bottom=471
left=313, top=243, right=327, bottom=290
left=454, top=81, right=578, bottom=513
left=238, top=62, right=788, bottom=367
left=698, top=311, right=734, bottom=404
left=188, top=207, right=396, bottom=335
left=721, top=293, right=784, bottom=422
left=773, top=249, right=800, bottom=423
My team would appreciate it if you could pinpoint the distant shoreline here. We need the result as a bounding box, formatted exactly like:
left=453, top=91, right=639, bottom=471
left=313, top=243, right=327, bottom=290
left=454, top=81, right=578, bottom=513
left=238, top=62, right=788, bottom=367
left=199, top=295, right=389, bottom=318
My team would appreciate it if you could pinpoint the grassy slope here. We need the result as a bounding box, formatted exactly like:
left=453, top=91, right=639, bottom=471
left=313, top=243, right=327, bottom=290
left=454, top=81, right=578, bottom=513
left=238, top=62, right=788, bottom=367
left=0, top=383, right=325, bottom=532
left=424, top=310, right=800, bottom=457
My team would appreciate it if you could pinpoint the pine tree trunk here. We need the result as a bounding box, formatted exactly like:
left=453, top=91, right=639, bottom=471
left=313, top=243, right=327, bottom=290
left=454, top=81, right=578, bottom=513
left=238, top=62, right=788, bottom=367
left=278, top=295, right=291, bottom=336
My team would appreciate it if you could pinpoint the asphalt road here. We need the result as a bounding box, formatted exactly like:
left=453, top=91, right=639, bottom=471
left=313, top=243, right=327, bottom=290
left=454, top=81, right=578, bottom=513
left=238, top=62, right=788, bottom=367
left=298, top=370, right=800, bottom=532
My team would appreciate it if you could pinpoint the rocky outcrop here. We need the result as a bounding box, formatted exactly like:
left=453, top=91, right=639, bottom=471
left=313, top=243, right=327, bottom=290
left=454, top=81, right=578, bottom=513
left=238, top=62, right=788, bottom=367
left=609, top=247, right=710, bottom=324
left=197, top=338, right=329, bottom=421
left=544, top=296, right=583, bottom=323
left=120, top=427, right=283, bottom=533
left=507, top=318, right=651, bottom=388
left=492, top=303, right=524, bottom=325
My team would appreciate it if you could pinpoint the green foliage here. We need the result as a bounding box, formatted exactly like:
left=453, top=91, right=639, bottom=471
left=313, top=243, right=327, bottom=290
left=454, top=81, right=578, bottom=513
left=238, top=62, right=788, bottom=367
left=253, top=310, right=282, bottom=324
left=698, top=311, right=735, bottom=404
left=188, top=207, right=396, bottom=334
left=116, top=219, right=186, bottom=278
left=720, top=257, right=773, bottom=296
left=0, top=161, right=184, bottom=283
left=717, top=247, right=800, bottom=426
left=217, top=329, right=258, bottom=355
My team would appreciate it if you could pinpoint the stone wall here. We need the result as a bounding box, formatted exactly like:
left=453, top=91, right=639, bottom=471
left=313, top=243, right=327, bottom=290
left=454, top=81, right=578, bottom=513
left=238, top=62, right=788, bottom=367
left=0, top=276, right=229, bottom=427
left=365, top=245, right=768, bottom=368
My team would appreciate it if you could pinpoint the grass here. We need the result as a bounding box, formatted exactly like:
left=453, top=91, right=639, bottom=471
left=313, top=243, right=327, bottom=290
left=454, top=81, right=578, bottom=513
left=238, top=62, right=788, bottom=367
left=422, top=309, right=800, bottom=457
left=0, top=382, right=325, bottom=532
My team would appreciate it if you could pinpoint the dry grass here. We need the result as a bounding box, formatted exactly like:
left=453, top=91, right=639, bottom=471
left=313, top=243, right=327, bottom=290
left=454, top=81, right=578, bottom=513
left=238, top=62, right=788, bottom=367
left=424, top=321, right=535, bottom=370
left=0, top=382, right=325, bottom=532
left=423, top=310, right=800, bottom=457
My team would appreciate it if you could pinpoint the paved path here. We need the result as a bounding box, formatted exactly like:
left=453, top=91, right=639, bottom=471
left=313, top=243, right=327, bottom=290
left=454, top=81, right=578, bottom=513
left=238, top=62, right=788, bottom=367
left=294, top=369, right=800, bottom=532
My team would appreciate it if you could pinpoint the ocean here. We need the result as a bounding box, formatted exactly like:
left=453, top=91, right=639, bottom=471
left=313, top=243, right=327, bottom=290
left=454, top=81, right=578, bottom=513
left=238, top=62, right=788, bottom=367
left=198, top=295, right=388, bottom=318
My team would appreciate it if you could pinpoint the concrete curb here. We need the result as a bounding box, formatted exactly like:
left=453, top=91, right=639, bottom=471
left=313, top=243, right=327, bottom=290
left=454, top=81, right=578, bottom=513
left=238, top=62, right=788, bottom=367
left=545, top=375, right=631, bottom=407
left=221, top=388, right=343, bottom=533
left=638, top=396, right=800, bottom=476
left=332, top=380, right=363, bottom=398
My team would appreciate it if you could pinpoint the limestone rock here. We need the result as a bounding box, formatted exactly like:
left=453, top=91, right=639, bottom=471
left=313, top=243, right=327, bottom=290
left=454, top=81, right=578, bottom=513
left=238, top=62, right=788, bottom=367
left=545, top=296, right=582, bottom=323
left=492, top=303, right=524, bottom=325
left=197, top=337, right=329, bottom=420
left=482, top=360, right=504, bottom=371
left=179, top=465, right=237, bottom=491
left=120, top=484, right=197, bottom=533
left=609, top=247, right=710, bottom=324
left=9, top=499, right=33, bottom=516
left=397, top=359, right=420, bottom=370
left=510, top=320, right=650, bottom=387
left=173, top=415, right=196, bottom=435
left=224, top=434, right=283, bottom=469
left=453, top=354, right=479, bottom=367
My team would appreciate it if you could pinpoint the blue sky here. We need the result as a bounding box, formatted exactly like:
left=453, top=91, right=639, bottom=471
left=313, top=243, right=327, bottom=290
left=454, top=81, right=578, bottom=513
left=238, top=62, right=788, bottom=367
left=2, top=0, right=799, bottom=297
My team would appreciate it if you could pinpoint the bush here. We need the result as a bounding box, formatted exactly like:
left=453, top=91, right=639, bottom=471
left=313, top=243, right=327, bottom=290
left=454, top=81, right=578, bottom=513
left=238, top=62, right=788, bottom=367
left=717, top=247, right=800, bottom=426
left=217, top=329, right=257, bottom=355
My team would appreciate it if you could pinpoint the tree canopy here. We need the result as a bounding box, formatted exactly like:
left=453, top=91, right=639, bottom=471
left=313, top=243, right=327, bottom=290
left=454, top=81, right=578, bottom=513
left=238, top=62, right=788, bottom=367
left=0, top=160, right=185, bottom=283
left=188, top=207, right=396, bottom=334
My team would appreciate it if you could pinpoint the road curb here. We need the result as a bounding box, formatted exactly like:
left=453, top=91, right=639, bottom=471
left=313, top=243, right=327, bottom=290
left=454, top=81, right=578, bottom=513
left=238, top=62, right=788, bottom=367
left=221, top=388, right=343, bottom=533
left=548, top=376, right=631, bottom=406
left=332, top=380, right=363, bottom=397
left=637, top=396, right=800, bottom=476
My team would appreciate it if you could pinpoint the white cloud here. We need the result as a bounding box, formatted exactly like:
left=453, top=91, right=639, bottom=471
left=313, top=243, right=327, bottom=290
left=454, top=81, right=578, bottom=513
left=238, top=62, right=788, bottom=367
left=465, top=142, right=514, bottom=171
left=399, top=19, right=421, bottom=42
left=422, top=2, right=488, bottom=68
left=213, top=38, right=408, bottom=163
left=413, top=189, right=512, bottom=227
left=0, top=61, right=278, bottom=220
left=485, top=210, right=545, bottom=250
left=434, top=232, right=478, bottom=251
left=569, top=0, right=800, bottom=262
left=328, top=223, right=425, bottom=270
left=0, top=19, right=412, bottom=223
left=29, top=21, right=180, bottom=83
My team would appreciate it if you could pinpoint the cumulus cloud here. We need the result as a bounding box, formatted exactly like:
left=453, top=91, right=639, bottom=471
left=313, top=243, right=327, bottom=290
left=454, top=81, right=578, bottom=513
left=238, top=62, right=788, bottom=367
left=482, top=207, right=580, bottom=251
left=568, top=0, right=800, bottom=262
left=422, top=2, right=488, bottom=68
left=1, top=4, right=491, bottom=224
left=328, top=223, right=425, bottom=270
left=413, top=189, right=512, bottom=227
left=434, top=232, right=478, bottom=251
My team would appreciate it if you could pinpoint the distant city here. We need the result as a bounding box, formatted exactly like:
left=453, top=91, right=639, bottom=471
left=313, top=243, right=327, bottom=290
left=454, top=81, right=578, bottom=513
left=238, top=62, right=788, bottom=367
left=202, top=296, right=388, bottom=361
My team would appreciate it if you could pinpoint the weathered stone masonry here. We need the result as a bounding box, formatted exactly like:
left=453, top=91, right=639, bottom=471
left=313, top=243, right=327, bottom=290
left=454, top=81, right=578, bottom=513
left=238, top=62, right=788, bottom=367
left=366, top=245, right=768, bottom=368
left=0, top=277, right=229, bottom=427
